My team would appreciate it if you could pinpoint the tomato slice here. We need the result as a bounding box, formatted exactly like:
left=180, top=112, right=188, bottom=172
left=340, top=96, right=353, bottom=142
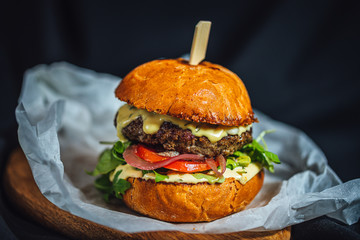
left=135, top=144, right=215, bottom=173
left=135, top=145, right=169, bottom=163
left=164, top=160, right=215, bottom=173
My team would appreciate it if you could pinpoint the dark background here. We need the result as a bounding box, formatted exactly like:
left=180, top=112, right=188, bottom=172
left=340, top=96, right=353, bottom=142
left=1, top=0, right=359, bottom=239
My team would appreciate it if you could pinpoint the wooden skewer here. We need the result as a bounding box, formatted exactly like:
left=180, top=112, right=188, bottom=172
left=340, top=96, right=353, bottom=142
left=189, top=21, right=212, bottom=65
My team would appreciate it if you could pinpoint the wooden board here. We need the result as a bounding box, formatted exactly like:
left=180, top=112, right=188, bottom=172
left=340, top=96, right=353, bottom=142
left=3, top=149, right=291, bottom=239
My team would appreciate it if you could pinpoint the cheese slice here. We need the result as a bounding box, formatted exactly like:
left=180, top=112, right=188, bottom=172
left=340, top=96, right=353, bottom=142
left=109, top=162, right=262, bottom=185
left=116, top=104, right=252, bottom=143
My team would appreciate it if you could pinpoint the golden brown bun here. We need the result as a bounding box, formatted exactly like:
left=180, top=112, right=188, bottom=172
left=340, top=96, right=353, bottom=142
left=115, top=58, right=256, bottom=126
left=123, top=171, right=264, bottom=222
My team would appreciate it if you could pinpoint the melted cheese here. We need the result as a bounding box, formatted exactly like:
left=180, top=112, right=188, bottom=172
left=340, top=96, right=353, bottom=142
left=116, top=104, right=252, bottom=143
left=109, top=162, right=262, bottom=185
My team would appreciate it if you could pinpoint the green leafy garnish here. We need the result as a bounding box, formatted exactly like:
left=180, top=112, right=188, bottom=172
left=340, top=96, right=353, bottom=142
left=240, top=130, right=280, bottom=172
left=86, top=149, right=118, bottom=176
left=93, top=174, right=113, bottom=201
left=113, top=141, right=131, bottom=154
left=94, top=174, right=112, bottom=192
left=92, top=169, right=131, bottom=201
left=226, top=130, right=280, bottom=173
left=87, top=141, right=130, bottom=176
left=87, top=141, right=132, bottom=201
left=141, top=170, right=169, bottom=182
left=112, top=170, right=131, bottom=199
left=154, top=171, right=169, bottom=182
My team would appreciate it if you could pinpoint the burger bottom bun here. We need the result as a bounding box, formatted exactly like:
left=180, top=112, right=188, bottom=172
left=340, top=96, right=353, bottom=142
left=123, top=171, right=264, bottom=222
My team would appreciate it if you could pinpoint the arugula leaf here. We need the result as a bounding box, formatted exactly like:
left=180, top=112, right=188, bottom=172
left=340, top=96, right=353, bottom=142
left=113, top=179, right=131, bottom=199
left=94, top=174, right=112, bottom=192
left=87, top=141, right=130, bottom=176
left=93, top=174, right=113, bottom=202
left=141, top=170, right=169, bottom=183
left=93, top=170, right=131, bottom=201
left=87, top=149, right=120, bottom=176
left=112, top=170, right=131, bottom=199
left=240, top=130, right=280, bottom=172
left=264, top=151, right=280, bottom=164
left=226, top=130, right=280, bottom=173
left=113, top=141, right=126, bottom=154
left=154, top=171, right=169, bottom=182
left=111, top=141, right=130, bottom=164
left=88, top=141, right=133, bottom=201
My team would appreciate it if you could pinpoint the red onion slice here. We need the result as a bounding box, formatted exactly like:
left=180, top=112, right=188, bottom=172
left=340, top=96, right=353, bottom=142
left=216, top=155, right=226, bottom=175
left=205, top=158, right=222, bottom=177
left=123, top=145, right=205, bottom=170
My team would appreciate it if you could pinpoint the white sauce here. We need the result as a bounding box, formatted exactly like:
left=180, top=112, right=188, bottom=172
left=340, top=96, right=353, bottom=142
left=109, top=162, right=262, bottom=185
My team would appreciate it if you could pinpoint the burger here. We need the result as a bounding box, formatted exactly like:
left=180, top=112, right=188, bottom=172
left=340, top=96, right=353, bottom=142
left=89, top=58, right=280, bottom=222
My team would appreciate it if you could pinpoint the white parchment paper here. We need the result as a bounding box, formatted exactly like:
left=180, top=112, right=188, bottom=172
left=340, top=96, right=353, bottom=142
left=15, top=62, right=360, bottom=233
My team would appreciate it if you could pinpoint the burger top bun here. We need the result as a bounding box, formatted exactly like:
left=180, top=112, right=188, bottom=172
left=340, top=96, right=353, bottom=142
left=115, top=58, right=256, bottom=126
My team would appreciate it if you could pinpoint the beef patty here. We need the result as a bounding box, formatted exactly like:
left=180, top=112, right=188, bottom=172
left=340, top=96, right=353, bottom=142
left=121, top=117, right=252, bottom=157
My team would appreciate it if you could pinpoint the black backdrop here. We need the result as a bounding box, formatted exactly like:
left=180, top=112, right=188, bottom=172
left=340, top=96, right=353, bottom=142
left=1, top=1, right=359, bottom=239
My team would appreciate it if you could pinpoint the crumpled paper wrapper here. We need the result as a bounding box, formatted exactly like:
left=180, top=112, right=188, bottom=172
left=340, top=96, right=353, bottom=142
left=15, top=62, right=360, bottom=234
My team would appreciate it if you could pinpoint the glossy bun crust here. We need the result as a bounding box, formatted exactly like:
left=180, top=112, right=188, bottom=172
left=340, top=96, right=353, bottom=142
left=115, top=58, right=256, bottom=126
left=122, top=171, right=264, bottom=222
